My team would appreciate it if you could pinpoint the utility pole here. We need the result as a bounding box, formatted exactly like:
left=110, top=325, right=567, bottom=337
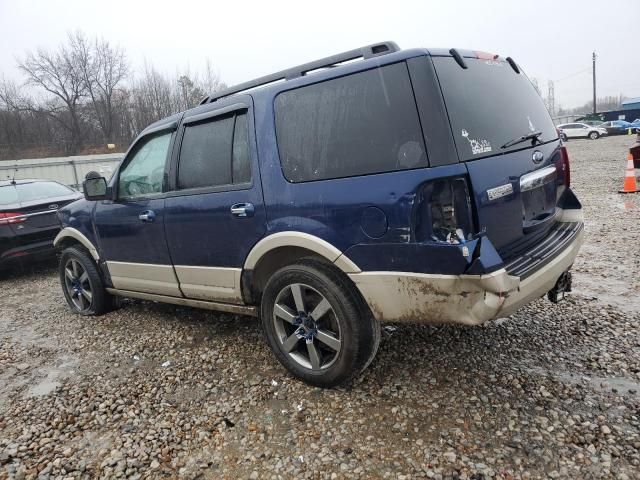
left=592, top=52, right=597, bottom=114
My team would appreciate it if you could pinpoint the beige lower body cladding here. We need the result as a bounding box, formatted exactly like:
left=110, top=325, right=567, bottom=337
left=349, top=228, right=584, bottom=326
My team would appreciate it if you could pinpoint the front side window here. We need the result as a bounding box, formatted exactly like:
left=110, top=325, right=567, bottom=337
left=178, top=112, right=251, bottom=190
left=274, top=63, right=427, bottom=183
left=119, top=132, right=172, bottom=198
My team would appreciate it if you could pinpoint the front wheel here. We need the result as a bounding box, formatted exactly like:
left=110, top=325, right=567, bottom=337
left=261, top=260, right=380, bottom=388
left=589, top=131, right=599, bottom=140
left=59, top=246, right=114, bottom=316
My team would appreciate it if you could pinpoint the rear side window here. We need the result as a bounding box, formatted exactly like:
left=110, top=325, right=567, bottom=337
left=178, top=112, right=251, bottom=190
left=274, top=63, right=427, bottom=183
left=433, top=57, right=557, bottom=161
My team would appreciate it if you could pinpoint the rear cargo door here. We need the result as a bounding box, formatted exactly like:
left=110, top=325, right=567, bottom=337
left=432, top=54, right=562, bottom=253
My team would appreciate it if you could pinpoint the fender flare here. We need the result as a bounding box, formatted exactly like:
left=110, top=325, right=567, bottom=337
left=244, top=232, right=361, bottom=273
left=54, top=227, right=100, bottom=262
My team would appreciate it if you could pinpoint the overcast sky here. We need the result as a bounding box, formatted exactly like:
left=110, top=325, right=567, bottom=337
left=0, top=0, right=637, bottom=109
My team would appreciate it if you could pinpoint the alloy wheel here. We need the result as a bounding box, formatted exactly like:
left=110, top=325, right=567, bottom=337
left=63, top=258, right=93, bottom=312
left=272, top=283, right=342, bottom=371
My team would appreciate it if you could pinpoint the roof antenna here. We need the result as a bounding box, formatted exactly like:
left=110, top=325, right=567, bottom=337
left=10, top=168, right=18, bottom=185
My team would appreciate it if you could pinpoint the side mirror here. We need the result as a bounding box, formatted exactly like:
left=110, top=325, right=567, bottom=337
left=83, top=176, right=109, bottom=201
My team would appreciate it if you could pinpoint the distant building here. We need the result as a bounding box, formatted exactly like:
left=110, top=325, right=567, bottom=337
left=621, top=97, right=640, bottom=111
left=576, top=105, right=640, bottom=124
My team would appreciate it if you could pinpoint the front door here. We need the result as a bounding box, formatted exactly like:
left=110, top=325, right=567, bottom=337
left=164, top=101, right=266, bottom=304
left=94, top=128, right=181, bottom=296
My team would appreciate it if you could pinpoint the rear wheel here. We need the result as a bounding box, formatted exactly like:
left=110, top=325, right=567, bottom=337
left=589, top=131, right=599, bottom=140
left=59, top=246, right=114, bottom=316
left=261, top=260, right=379, bottom=388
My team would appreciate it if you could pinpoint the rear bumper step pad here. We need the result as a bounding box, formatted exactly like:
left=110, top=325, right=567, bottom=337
left=504, top=222, right=583, bottom=278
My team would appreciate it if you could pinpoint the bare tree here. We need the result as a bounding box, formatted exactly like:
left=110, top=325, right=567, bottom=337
left=70, top=31, right=128, bottom=143
left=2, top=32, right=227, bottom=160
left=201, top=58, right=226, bottom=95
left=17, top=37, right=88, bottom=153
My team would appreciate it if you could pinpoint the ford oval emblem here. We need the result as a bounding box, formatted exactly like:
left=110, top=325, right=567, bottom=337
left=532, top=150, right=544, bottom=164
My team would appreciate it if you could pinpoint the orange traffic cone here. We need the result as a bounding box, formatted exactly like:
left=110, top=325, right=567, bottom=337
left=619, top=153, right=639, bottom=193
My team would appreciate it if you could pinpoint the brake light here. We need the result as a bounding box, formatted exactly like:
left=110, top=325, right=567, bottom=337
left=416, top=178, right=475, bottom=244
left=0, top=212, right=25, bottom=225
left=559, top=146, right=570, bottom=188
left=474, top=51, right=499, bottom=60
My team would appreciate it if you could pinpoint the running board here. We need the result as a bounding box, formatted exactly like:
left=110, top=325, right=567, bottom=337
left=105, top=288, right=257, bottom=317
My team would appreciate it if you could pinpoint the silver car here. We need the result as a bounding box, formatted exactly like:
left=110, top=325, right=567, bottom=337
left=557, top=122, right=608, bottom=140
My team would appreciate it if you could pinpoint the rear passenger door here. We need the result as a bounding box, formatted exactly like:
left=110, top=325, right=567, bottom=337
left=164, top=100, right=266, bottom=304
left=563, top=124, right=581, bottom=138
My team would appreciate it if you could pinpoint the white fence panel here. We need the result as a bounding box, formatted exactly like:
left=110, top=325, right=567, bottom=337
left=0, top=154, right=122, bottom=190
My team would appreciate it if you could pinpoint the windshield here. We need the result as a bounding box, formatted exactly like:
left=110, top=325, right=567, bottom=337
left=432, top=56, right=557, bottom=161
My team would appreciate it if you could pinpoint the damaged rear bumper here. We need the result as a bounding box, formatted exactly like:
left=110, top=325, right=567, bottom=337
left=348, top=223, right=584, bottom=326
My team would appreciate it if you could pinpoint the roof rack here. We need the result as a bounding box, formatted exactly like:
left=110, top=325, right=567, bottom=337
left=199, top=41, right=400, bottom=105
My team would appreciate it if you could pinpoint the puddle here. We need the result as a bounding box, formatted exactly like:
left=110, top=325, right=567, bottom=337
left=0, top=314, right=80, bottom=399
left=614, top=202, right=636, bottom=211
left=526, top=366, right=640, bottom=395
left=27, top=356, right=78, bottom=397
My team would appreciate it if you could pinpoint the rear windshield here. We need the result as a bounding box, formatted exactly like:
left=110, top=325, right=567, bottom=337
left=0, top=186, right=19, bottom=205
left=433, top=57, right=557, bottom=161
left=0, top=182, right=74, bottom=205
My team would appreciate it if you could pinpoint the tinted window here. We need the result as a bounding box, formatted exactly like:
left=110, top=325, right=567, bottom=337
left=119, top=132, right=172, bottom=198
left=0, top=186, right=18, bottom=205
left=16, top=181, right=74, bottom=203
left=433, top=57, right=557, bottom=161
left=232, top=113, right=251, bottom=184
left=178, top=112, right=251, bottom=189
left=275, top=63, right=427, bottom=182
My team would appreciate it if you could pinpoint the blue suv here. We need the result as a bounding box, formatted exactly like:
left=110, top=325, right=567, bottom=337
left=55, top=42, right=584, bottom=387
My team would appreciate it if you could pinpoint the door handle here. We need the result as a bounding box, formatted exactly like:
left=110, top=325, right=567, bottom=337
left=138, top=210, right=156, bottom=222
left=230, top=203, right=255, bottom=218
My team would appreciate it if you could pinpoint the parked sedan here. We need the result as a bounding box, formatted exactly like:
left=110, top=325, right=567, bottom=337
left=1, top=179, right=81, bottom=269
left=556, top=122, right=608, bottom=140
left=598, top=120, right=639, bottom=135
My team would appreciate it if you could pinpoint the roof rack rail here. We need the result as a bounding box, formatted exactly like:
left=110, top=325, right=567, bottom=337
left=199, top=41, right=400, bottom=105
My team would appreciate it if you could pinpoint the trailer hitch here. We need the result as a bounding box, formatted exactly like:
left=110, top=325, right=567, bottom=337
left=547, top=270, right=572, bottom=303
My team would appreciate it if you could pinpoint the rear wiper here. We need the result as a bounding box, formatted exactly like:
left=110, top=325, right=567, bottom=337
left=500, top=131, right=543, bottom=149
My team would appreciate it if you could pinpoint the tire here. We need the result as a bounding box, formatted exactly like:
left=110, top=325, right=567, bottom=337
left=589, top=131, right=599, bottom=140
left=561, top=133, right=568, bottom=142
left=59, top=246, right=115, bottom=316
left=261, top=259, right=380, bottom=388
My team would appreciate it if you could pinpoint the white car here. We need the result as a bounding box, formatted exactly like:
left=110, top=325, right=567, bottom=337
left=556, top=122, right=608, bottom=140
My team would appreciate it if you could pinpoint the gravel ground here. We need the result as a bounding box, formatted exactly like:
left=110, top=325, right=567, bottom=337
left=1, top=135, right=639, bottom=480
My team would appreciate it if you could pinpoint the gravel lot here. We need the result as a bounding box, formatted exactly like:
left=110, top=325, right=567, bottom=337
left=1, top=135, right=639, bottom=479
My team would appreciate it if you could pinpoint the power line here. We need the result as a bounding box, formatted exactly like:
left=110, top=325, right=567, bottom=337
left=554, top=67, right=591, bottom=83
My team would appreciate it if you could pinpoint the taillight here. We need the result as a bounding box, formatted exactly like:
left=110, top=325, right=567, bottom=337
left=416, top=178, right=475, bottom=244
left=0, top=212, right=26, bottom=225
left=559, top=146, right=570, bottom=188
